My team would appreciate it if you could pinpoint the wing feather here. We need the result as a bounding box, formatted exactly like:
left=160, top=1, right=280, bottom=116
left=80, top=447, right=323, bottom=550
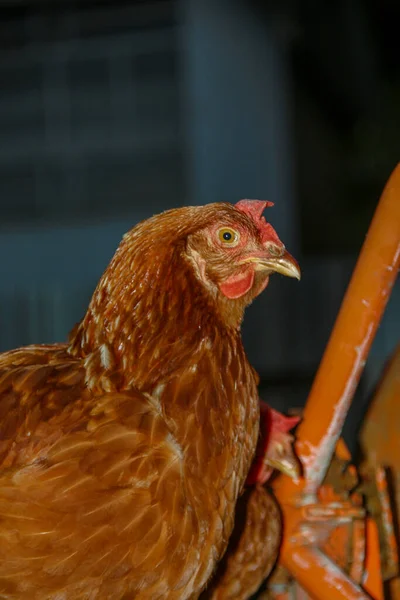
left=0, top=346, right=203, bottom=599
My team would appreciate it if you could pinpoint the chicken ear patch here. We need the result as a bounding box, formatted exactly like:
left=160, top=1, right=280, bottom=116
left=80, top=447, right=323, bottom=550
left=219, top=269, right=254, bottom=299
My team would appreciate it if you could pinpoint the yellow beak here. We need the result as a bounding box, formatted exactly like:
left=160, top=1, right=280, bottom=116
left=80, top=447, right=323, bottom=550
left=243, top=250, right=301, bottom=280
left=265, top=456, right=301, bottom=480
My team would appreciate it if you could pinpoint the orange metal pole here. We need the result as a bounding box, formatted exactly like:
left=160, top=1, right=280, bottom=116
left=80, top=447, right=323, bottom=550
left=360, top=343, right=400, bottom=597
left=278, top=163, right=400, bottom=498
left=273, top=164, right=400, bottom=599
left=283, top=547, right=372, bottom=600
left=359, top=342, right=400, bottom=467
left=363, top=518, right=384, bottom=600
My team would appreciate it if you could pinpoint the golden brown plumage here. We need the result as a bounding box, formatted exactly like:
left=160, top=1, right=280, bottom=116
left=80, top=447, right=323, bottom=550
left=201, top=405, right=300, bottom=600
left=200, top=486, right=281, bottom=600
left=0, top=201, right=299, bottom=599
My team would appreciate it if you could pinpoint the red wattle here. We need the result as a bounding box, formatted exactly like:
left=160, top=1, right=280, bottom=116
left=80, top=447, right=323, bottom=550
left=219, top=269, right=255, bottom=299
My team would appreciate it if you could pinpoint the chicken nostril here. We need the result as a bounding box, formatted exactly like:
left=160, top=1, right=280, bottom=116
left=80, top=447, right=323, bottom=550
left=267, top=243, right=284, bottom=257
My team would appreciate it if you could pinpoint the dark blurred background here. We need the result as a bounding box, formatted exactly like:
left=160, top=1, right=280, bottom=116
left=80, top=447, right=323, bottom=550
left=0, top=0, right=399, bottom=448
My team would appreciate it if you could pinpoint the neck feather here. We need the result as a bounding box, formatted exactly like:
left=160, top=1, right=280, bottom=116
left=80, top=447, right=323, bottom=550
left=69, top=235, right=241, bottom=391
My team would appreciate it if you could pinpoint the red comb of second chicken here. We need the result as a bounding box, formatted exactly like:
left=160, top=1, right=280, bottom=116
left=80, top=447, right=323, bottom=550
left=246, top=402, right=301, bottom=485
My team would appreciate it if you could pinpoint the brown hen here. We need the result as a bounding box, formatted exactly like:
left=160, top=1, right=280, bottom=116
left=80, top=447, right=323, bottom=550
left=202, top=403, right=300, bottom=600
left=0, top=201, right=299, bottom=599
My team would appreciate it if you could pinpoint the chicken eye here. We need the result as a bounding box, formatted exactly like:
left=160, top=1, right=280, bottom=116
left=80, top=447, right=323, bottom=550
left=217, top=228, right=239, bottom=246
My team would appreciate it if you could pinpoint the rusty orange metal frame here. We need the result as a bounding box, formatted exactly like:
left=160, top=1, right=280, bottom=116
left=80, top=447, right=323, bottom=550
left=272, top=163, right=400, bottom=599
left=360, top=343, right=400, bottom=598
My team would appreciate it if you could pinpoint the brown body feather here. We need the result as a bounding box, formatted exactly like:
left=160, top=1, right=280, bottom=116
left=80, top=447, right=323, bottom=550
left=0, top=203, right=298, bottom=599
left=200, top=404, right=301, bottom=600
left=0, top=341, right=256, bottom=599
left=201, top=486, right=281, bottom=600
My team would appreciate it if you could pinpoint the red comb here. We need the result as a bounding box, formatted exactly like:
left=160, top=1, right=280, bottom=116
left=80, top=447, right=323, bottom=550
left=245, top=402, right=300, bottom=486
left=265, top=404, right=301, bottom=434
left=235, top=200, right=274, bottom=221
left=235, top=199, right=281, bottom=245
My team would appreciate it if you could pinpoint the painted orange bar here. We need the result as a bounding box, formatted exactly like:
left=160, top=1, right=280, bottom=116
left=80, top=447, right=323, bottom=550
left=363, top=518, right=384, bottom=600
left=360, top=342, right=400, bottom=467
left=273, top=165, right=400, bottom=599
left=282, top=163, right=400, bottom=496
left=283, top=546, right=372, bottom=600
left=359, top=343, right=400, bottom=595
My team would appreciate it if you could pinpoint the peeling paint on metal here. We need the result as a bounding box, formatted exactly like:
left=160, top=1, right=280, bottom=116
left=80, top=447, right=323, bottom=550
left=392, top=243, right=400, bottom=267
left=291, top=548, right=372, bottom=599
left=303, top=323, right=375, bottom=493
left=321, top=559, right=367, bottom=599
left=292, top=552, right=311, bottom=570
